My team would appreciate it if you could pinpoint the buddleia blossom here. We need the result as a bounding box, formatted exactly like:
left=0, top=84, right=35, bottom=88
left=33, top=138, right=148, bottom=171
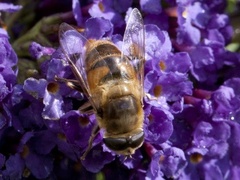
left=0, top=3, right=21, bottom=179
left=175, top=0, right=234, bottom=89
left=35, top=1, right=192, bottom=176
left=0, top=0, right=240, bottom=179
left=0, top=3, right=19, bottom=125
left=171, top=79, right=240, bottom=179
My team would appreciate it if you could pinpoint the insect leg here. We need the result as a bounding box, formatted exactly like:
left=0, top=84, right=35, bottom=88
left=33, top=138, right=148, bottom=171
left=54, top=75, right=83, bottom=92
left=80, top=125, right=100, bottom=160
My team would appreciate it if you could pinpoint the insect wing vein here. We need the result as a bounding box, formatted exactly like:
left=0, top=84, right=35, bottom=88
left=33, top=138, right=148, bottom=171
left=122, top=8, right=145, bottom=102
left=58, top=23, right=98, bottom=111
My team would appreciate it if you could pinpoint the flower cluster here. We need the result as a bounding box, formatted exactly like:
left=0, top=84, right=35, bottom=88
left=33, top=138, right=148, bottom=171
left=0, top=2, right=21, bottom=177
left=1, top=0, right=240, bottom=179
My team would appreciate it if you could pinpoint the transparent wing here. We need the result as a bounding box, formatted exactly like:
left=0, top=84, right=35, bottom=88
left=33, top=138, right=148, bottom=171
left=59, top=22, right=97, bottom=111
left=122, top=8, right=145, bottom=102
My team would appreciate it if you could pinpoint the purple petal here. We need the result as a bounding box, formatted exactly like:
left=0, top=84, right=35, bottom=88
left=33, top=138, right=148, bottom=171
left=0, top=28, right=8, bottom=37
left=25, top=152, right=53, bottom=179
left=140, top=0, right=162, bottom=14
left=2, top=154, right=24, bottom=179
left=88, top=1, right=124, bottom=26
left=0, top=3, right=22, bottom=12
left=230, top=166, right=240, bottom=180
left=121, top=150, right=143, bottom=169
left=187, top=2, right=210, bottom=29
left=146, top=150, right=164, bottom=179
left=158, top=72, right=193, bottom=101
left=0, top=34, right=18, bottom=67
left=177, top=21, right=201, bottom=46
left=29, top=42, right=55, bottom=59
left=23, top=78, right=48, bottom=99
left=160, top=147, right=187, bottom=178
left=144, top=105, right=173, bottom=144
left=18, top=100, right=45, bottom=129
left=206, top=29, right=225, bottom=44
left=211, top=86, right=238, bottom=121
left=166, top=52, right=192, bottom=73
left=81, top=143, right=115, bottom=173
left=227, top=121, right=240, bottom=167
left=145, top=24, right=172, bottom=61
left=208, top=14, right=229, bottom=29
left=0, top=74, right=11, bottom=101
left=72, top=0, right=83, bottom=26
left=85, top=17, right=113, bottom=39
left=45, top=52, right=70, bottom=80
left=202, top=161, right=224, bottom=180
left=60, top=111, right=97, bottom=148
left=42, top=88, right=64, bottom=120
left=29, top=130, right=56, bottom=155
left=189, top=46, right=215, bottom=81
left=193, top=121, right=230, bottom=149
left=224, top=78, right=240, bottom=95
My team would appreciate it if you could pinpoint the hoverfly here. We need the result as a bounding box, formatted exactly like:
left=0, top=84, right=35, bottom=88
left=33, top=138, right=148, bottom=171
left=57, top=8, right=145, bottom=159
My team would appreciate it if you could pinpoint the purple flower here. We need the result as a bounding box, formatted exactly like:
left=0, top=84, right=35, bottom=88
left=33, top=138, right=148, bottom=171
left=3, top=154, right=24, bottom=179
left=144, top=104, right=174, bottom=145
left=85, top=17, right=113, bottom=39
left=173, top=79, right=240, bottom=179
left=144, top=25, right=192, bottom=108
left=1, top=0, right=240, bottom=179
left=181, top=119, right=237, bottom=179
left=0, top=28, right=18, bottom=138
left=120, top=149, right=143, bottom=169
left=0, top=3, right=22, bottom=12
left=140, top=0, right=162, bottom=14
left=43, top=48, right=72, bottom=80
left=81, top=143, right=115, bottom=173
left=192, top=121, right=230, bottom=157
left=88, top=0, right=125, bottom=27
left=2, top=131, right=54, bottom=179
left=184, top=2, right=209, bottom=29
left=211, top=86, right=239, bottom=121
left=224, top=78, right=240, bottom=97
left=227, top=121, right=240, bottom=168
left=176, top=20, right=201, bottom=46
left=72, top=0, right=83, bottom=26
left=60, top=110, right=97, bottom=149
left=146, top=146, right=187, bottom=179
left=29, top=42, right=55, bottom=59
left=174, top=0, right=234, bottom=89
left=23, top=78, right=47, bottom=99
left=188, top=45, right=215, bottom=82
left=144, top=24, right=172, bottom=65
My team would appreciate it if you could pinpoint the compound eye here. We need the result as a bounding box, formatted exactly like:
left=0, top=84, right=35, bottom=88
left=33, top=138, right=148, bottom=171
left=130, top=131, right=144, bottom=149
left=103, top=137, right=128, bottom=151
left=103, top=131, right=144, bottom=151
